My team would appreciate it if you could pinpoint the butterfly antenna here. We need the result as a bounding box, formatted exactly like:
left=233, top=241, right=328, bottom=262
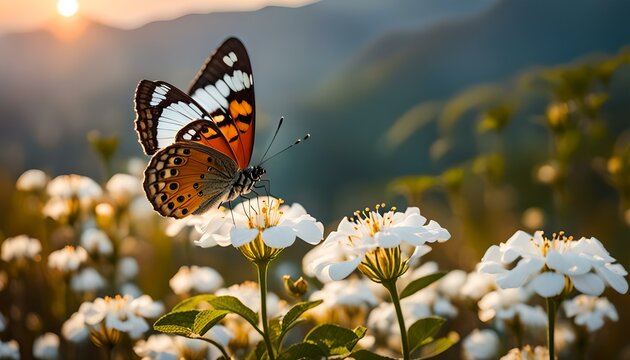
left=259, top=133, right=310, bottom=165
left=260, top=117, right=284, bottom=163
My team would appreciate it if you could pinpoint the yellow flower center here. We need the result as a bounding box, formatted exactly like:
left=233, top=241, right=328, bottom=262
left=536, top=231, right=574, bottom=257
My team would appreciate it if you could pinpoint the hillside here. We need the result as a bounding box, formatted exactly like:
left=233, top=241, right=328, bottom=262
left=0, top=0, right=495, bottom=179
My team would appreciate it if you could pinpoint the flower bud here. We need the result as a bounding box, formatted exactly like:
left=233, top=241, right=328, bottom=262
left=283, top=275, right=308, bottom=298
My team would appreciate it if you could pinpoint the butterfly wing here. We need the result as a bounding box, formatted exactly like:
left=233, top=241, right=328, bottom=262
left=135, top=80, right=212, bottom=155
left=143, top=141, right=238, bottom=219
left=188, top=37, right=255, bottom=168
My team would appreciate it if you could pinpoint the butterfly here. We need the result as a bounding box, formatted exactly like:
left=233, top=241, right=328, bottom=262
left=134, top=37, right=265, bottom=219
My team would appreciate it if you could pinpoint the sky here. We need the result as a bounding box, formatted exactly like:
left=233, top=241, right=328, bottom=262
left=0, top=0, right=317, bottom=34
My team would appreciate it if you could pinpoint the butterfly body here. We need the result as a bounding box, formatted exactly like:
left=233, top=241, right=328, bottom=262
left=135, top=38, right=262, bottom=219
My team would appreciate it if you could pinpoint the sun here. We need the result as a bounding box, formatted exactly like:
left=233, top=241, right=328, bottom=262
left=57, top=0, right=79, bottom=17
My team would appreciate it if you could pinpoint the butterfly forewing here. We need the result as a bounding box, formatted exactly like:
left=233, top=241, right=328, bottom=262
left=135, top=80, right=212, bottom=155
left=188, top=37, right=255, bottom=168
left=143, top=142, right=238, bottom=219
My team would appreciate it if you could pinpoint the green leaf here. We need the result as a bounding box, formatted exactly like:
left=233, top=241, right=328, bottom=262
left=416, top=332, right=459, bottom=359
left=207, top=295, right=259, bottom=329
left=153, top=309, right=229, bottom=338
left=408, top=316, right=446, bottom=351
left=349, top=349, right=396, bottom=360
left=192, top=310, right=230, bottom=336
left=153, top=310, right=198, bottom=337
left=280, top=300, right=323, bottom=340
left=305, top=324, right=362, bottom=355
left=172, top=294, right=216, bottom=312
left=269, top=316, right=283, bottom=347
left=399, top=273, right=446, bottom=299
left=246, top=341, right=268, bottom=360
left=277, top=342, right=325, bottom=360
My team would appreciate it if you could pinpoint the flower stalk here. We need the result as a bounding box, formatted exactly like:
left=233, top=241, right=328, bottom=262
left=383, top=279, right=410, bottom=360
left=546, top=297, right=557, bottom=360
left=256, top=260, right=276, bottom=360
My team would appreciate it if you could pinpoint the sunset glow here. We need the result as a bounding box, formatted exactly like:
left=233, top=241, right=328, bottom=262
left=57, top=0, right=79, bottom=17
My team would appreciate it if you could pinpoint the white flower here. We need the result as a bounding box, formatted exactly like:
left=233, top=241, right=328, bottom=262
left=0, top=340, right=19, bottom=360
left=215, top=282, right=285, bottom=317
left=562, top=295, right=618, bottom=332
left=385, top=262, right=458, bottom=319
left=367, top=299, right=431, bottom=350
left=554, top=322, right=576, bottom=353
left=479, top=230, right=628, bottom=297
left=305, top=206, right=449, bottom=282
left=477, top=287, right=547, bottom=328
left=1, top=235, right=41, bottom=262
left=16, top=169, right=49, bottom=192
left=47, top=174, right=102, bottom=201
left=70, top=268, right=106, bottom=293
left=307, top=277, right=378, bottom=327
left=169, top=266, right=224, bottom=295
left=500, top=345, right=550, bottom=360
left=134, top=328, right=232, bottom=360
left=80, top=228, right=113, bottom=256
left=129, top=197, right=155, bottom=223
left=63, top=295, right=163, bottom=342
left=461, top=269, right=497, bottom=302
left=226, top=197, right=323, bottom=250
left=117, top=257, right=139, bottom=282
left=167, top=208, right=231, bottom=246
left=215, top=282, right=286, bottom=348
left=48, top=246, right=88, bottom=273
left=462, top=329, right=500, bottom=360
left=106, top=173, right=142, bottom=206
left=44, top=175, right=102, bottom=221
left=437, top=269, right=467, bottom=299
left=33, top=333, right=59, bottom=360
left=127, top=158, right=146, bottom=179
left=120, top=283, right=143, bottom=298
left=61, top=312, right=89, bottom=342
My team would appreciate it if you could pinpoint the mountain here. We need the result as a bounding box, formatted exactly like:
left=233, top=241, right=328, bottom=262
left=0, top=0, right=496, bottom=182
left=279, top=0, right=630, bottom=216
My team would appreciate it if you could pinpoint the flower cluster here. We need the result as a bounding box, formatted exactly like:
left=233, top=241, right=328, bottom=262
left=479, top=230, right=628, bottom=297
left=62, top=295, right=163, bottom=344
left=304, top=206, right=450, bottom=283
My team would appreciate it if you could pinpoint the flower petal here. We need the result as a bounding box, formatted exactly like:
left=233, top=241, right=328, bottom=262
left=547, top=250, right=591, bottom=275
left=261, top=226, right=296, bottom=248
left=230, top=228, right=259, bottom=247
left=531, top=272, right=565, bottom=297
left=594, top=264, right=629, bottom=294
left=374, top=231, right=401, bottom=248
left=320, top=255, right=363, bottom=282
left=495, top=257, right=545, bottom=289
left=570, top=273, right=605, bottom=296
left=293, top=219, right=324, bottom=245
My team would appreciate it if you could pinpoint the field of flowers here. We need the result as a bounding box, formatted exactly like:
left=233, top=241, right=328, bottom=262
left=2, top=35, right=630, bottom=360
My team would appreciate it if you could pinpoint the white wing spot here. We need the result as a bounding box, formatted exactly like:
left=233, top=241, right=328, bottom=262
left=228, top=52, right=237, bottom=62
left=216, top=80, right=230, bottom=97
left=243, top=72, right=250, bottom=88
left=222, top=55, right=234, bottom=67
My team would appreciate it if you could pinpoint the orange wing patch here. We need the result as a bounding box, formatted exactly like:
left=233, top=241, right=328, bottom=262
left=229, top=100, right=253, bottom=122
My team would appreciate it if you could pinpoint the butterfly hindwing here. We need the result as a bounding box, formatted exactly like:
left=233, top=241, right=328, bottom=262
left=143, top=142, right=238, bottom=219
left=188, top=37, right=255, bottom=168
left=135, top=80, right=212, bottom=155
left=175, top=119, right=238, bottom=162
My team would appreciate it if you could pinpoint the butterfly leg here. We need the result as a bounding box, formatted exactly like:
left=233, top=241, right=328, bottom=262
left=228, top=200, right=236, bottom=225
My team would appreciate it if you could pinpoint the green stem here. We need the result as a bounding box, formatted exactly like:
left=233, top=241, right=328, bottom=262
left=384, top=280, right=410, bottom=360
left=256, top=261, right=276, bottom=360
left=198, top=337, right=231, bottom=359
left=546, top=297, right=556, bottom=360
